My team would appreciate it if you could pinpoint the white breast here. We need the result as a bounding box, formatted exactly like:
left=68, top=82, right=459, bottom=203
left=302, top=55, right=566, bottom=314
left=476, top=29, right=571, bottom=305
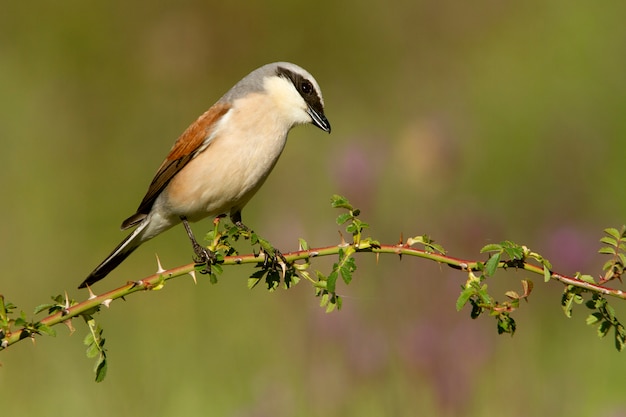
left=156, top=91, right=293, bottom=222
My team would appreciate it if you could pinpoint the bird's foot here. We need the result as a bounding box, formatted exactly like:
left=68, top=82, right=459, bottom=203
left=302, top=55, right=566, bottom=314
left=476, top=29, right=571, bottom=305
left=182, top=216, right=216, bottom=274
left=229, top=212, right=288, bottom=271
left=191, top=240, right=216, bottom=274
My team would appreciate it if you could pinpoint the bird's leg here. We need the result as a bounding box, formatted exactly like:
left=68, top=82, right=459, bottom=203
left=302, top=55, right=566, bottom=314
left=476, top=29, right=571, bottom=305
left=181, top=216, right=215, bottom=273
left=229, top=211, right=251, bottom=233
left=230, top=211, right=287, bottom=268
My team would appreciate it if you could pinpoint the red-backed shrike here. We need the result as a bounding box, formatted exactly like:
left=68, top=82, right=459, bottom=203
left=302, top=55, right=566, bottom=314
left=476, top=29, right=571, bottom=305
left=79, top=62, right=330, bottom=288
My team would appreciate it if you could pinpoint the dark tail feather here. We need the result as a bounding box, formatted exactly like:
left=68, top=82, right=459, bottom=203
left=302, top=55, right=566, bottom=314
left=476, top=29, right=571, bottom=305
left=79, top=222, right=148, bottom=288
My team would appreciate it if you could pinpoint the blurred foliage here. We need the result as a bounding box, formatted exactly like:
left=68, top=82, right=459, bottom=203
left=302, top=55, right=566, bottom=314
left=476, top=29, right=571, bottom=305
left=2, top=0, right=626, bottom=416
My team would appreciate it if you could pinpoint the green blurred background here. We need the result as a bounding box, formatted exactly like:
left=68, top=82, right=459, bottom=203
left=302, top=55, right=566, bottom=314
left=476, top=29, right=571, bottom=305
left=2, top=0, right=626, bottom=415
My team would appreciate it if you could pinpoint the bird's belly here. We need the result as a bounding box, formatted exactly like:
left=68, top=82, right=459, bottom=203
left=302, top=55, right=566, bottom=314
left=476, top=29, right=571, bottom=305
left=159, top=133, right=286, bottom=222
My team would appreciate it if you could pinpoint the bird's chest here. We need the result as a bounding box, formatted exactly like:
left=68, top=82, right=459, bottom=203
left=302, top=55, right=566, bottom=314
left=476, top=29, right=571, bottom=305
left=162, top=128, right=288, bottom=217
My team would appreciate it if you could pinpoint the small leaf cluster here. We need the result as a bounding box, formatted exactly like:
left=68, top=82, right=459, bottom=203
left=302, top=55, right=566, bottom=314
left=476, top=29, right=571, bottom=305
left=83, top=314, right=107, bottom=382
left=456, top=241, right=541, bottom=336
left=310, top=195, right=378, bottom=312
left=481, top=241, right=552, bottom=281
left=585, top=293, right=626, bottom=350
left=456, top=272, right=532, bottom=336
left=0, top=295, right=18, bottom=348
left=560, top=227, right=626, bottom=351
left=38, top=294, right=108, bottom=381
left=219, top=196, right=374, bottom=313
left=197, top=220, right=242, bottom=283
left=331, top=194, right=378, bottom=247
left=312, top=246, right=357, bottom=313
left=598, top=226, right=626, bottom=284
left=0, top=294, right=62, bottom=350
left=199, top=218, right=301, bottom=291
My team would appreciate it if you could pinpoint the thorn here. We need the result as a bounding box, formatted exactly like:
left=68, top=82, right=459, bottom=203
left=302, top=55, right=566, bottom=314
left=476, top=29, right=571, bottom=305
left=188, top=270, right=197, bottom=285
left=129, top=280, right=145, bottom=289
left=376, top=252, right=380, bottom=264
left=101, top=299, right=113, bottom=308
left=398, top=232, right=404, bottom=245
left=87, top=285, right=97, bottom=300
left=155, top=254, right=166, bottom=274
left=279, top=261, right=287, bottom=280
left=61, top=291, right=71, bottom=316
left=63, top=319, right=76, bottom=334
left=338, top=231, right=348, bottom=247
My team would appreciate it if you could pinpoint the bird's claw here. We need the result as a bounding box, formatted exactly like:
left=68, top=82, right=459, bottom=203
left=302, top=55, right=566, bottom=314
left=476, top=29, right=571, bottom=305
left=192, top=242, right=215, bottom=274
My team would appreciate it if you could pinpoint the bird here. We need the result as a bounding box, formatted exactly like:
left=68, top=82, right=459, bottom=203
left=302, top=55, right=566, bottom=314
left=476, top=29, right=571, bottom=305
left=79, top=62, right=331, bottom=289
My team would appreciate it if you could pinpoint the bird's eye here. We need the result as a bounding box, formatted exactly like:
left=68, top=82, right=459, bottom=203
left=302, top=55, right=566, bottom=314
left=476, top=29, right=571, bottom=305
left=300, top=81, right=313, bottom=95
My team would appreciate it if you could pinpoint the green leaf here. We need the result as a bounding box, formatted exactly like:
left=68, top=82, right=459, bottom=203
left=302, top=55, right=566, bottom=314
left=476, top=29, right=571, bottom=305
left=598, top=246, right=617, bottom=255
left=475, top=283, right=492, bottom=305
left=602, top=259, right=615, bottom=272
left=578, top=274, right=596, bottom=284
left=600, top=236, right=618, bottom=247
left=33, top=303, right=56, bottom=315
left=615, top=325, right=626, bottom=351
left=86, top=340, right=100, bottom=358
left=334, top=294, right=343, bottom=311
left=331, top=195, right=352, bottom=210
left=284, top=272, right=300, bottom=288
left=327, top=270, right=339, bottom=293
left=336, top=213, right=352, bottom=225
left=456, top=287, right=474, bottom=311
left=340, top=258, right=356, bottom=285
left=484, top=253, right=501, bottom=277
left=480, top=243, right=502, bottom=253
left=94, top=357, right=108, bottom=383
left=298, top=238, right=309, bottom=251
left=598, top=320, right=612, bottom=338
left=606, top=303, right=616, bottom=321
left=604, top=228, right=621, bottom=240
left=543, top=265, right=552, bottom=282
left=325, top=296, right=338, bottom=313
left=541, top=258, right=553, bottom=271
left=247, top=277, right=261, bottom=289
left=497, top=313, right=516, bottom=335
left=423, top=240, right=446, bottom=254
left=36, top=323, right=56, bottom=337
left=502, top=242, right=524, bottom=260
left=319, top=292, right=329, bottom=308
left=561, top=290, right=575, bottom=318
left=586, top=312, right=603, bottom=326
left=83, top=332, right=94, bottom=346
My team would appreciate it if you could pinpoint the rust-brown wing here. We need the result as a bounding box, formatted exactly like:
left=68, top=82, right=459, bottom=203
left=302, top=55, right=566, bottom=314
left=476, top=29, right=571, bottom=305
left=121, top=103, right=231, bottom=229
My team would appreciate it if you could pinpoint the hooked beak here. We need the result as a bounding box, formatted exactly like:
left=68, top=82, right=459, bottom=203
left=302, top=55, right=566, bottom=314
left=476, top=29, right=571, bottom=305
left=308, top=106, right=331, bottom=133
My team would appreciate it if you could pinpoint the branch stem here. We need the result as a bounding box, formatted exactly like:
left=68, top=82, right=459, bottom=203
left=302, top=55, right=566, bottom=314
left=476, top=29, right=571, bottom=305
left=2, top=241, right=623, bottom=350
